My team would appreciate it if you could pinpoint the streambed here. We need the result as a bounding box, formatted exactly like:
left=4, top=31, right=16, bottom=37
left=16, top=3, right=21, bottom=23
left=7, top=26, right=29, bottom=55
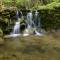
left=0, top=33, right=60, bottom=60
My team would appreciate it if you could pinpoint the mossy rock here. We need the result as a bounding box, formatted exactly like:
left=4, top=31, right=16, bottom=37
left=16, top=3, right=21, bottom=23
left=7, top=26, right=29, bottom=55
left=0, top=38, right=4, bottom=45
left=0, top=29, right=3, bottom=37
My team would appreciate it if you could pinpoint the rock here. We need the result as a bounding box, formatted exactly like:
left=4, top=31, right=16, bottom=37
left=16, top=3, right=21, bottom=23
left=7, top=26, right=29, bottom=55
left=4, top=34, right=21, bottom=38
left=0, top=38, right=4, bottom=45
left=0, top=29, right=3, bottom=37
left=0, top=34, right=3, bottom=37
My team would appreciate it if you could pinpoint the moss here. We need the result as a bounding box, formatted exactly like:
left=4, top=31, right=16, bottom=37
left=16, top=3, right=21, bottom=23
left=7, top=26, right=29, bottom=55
left=0, top=29, right=3, bottom=36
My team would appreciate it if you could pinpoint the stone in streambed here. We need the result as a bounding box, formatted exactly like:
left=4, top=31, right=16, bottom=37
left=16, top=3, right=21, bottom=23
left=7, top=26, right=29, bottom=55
left=0, top=38, right=4, bottom=45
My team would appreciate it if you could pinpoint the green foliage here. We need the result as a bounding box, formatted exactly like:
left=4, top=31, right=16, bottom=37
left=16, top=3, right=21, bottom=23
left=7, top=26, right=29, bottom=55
left=0, top=29, right=3, bottom=34
left=40, top=7, right=60, bottom=30
left=3, top=0, right=60, bottom=10
left=0, top=0, right=60, bottom=32
left=35, top=2, right=60, bottom=10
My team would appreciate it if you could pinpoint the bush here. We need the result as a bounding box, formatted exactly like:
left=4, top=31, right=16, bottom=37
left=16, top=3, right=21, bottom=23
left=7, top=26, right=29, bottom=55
left=39, top=6, right=60, bottom=31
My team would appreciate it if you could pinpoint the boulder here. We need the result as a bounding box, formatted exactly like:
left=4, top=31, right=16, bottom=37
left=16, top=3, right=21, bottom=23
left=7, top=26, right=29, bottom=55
left=0, top=37, right=4, bottom=45
left=0, top=29, right=3, bottom=37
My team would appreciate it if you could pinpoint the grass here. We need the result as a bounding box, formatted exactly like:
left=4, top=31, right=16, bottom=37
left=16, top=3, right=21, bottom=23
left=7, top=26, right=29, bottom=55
left=0, top=32, right=60, bottom=60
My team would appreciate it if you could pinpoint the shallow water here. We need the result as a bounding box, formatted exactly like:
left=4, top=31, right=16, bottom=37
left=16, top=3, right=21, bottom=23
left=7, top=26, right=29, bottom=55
left=0, top=34, right=60, bottom=60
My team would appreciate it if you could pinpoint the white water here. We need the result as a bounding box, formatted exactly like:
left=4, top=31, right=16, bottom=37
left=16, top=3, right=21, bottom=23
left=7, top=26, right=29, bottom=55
left=12, top=20, right=20, bottom=34
left=10, top=11, right=21, bottom=37
left=9, top=10, right=43, bottom=37
left=23, top=11, right=42, bottom=36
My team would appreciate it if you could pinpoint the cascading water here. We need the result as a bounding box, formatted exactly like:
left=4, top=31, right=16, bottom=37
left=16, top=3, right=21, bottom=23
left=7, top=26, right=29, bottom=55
left=12, top=20, right=20, bottom=34
left=7, top=10, right=43, bottom=37
left=23, top=11, right=33, bottom=36
left=23, top=10, right=42, bottom=36
left=34, top=10, right=42, bottom=36
left=10, top=11, right=21, bottom=37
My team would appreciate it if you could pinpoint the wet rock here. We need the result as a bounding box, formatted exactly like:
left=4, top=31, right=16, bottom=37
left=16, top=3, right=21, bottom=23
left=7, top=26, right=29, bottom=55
left=0, top=29, right=3, bottom=37
left=0, top=38, right=4, bottom=45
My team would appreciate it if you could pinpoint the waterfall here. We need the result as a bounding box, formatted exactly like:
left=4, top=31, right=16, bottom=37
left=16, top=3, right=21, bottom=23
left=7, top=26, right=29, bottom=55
left=12, top=20, right=20, bottom=34
left=34, top=10, right=42, bottom=36
left=10, top=11, right=21, bottom=37
left=23, top=11, right=33, bottom=36
left=8, top=10, right=43, bottom=37
left=23, top=10, right=42, bottom=36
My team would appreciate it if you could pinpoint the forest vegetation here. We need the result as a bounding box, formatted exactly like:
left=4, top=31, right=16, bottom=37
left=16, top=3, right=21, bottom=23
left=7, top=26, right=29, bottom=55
left=0, top=0, right=60, bottom=60
left=0, top=0, right=60, bottom=34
